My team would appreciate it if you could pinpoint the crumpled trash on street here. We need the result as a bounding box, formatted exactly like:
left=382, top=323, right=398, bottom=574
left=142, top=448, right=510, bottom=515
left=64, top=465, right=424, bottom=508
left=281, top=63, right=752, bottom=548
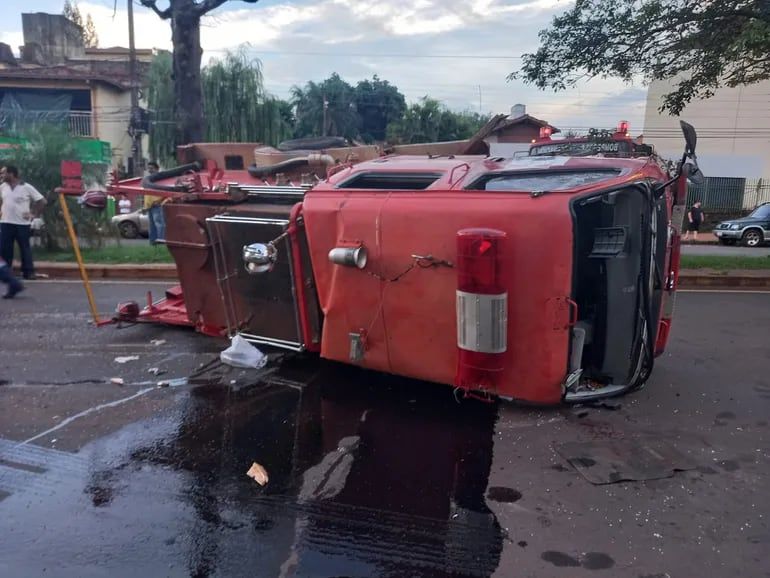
left=246, top=462, right=269, bottom=486
left=220, top=335, right=267, bottom=369
left=114, top=355, right=139, bottom=364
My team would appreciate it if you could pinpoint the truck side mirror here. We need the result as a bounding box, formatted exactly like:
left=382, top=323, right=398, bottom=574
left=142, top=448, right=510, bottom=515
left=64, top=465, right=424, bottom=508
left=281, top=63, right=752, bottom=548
left=679, top=120, right=697, bottom=155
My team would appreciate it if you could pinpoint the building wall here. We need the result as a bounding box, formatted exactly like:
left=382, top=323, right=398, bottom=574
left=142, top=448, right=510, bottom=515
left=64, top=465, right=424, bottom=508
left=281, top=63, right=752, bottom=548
left=92, top=84, right=148, bottom=170
left=644, top=78, right=770, bottom=178
left=484, top=123, right=543, bottom=157
left=21, top=13, right=84, bottom=64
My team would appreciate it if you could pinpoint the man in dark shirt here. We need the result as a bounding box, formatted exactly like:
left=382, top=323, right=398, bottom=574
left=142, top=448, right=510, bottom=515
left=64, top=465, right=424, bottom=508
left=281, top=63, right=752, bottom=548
left=683, top=201, right=705, bottom=241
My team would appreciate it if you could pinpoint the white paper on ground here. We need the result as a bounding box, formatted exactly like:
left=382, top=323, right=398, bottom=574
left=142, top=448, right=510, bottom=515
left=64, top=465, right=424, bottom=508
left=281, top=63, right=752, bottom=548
left=220, top=335, right=267, bottom=369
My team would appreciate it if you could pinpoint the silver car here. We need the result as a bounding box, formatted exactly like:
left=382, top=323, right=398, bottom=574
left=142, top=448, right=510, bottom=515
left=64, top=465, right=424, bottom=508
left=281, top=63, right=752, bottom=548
left=112, top=209, right=150, bottom=239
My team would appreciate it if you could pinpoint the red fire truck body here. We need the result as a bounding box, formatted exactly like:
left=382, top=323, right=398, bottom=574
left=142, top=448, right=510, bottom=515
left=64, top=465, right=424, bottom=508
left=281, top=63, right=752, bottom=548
left=106, top=124, right=699, bottom=404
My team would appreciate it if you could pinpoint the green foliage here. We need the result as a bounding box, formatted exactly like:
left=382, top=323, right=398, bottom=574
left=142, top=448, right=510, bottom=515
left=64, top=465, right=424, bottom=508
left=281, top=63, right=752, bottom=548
left=8, top=126, right=108, bottom=250
left=34, top=244, right=173, bottom=264
left=679, top=255, right=770, bottom=270
left=147, top=51, right=176, bottom=167
left=202, top=50, right=293, bottom=145
left=354, top=76, right=406, bottom=143
left=386, top=97, right=489, bottom=144
left=148, top=50, right=293, bottom=157
left=63, top=1, right=98, bottom=48
left=513, top=0, right=770, bottom=115
left=291, top=73, right=360, bottom=140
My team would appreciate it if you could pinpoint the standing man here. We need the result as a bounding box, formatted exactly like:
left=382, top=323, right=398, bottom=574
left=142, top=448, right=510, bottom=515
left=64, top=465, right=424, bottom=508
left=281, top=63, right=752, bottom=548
left=0, top=165, right=46, bottom=279
left=143, top=161, right=165, bottom=244
left=683, top=200, right=705, bottom=241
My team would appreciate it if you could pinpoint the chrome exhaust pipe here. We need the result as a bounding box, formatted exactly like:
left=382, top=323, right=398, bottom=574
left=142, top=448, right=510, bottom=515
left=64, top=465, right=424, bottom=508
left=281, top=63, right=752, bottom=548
left=328, top=246, right=367, bottom=269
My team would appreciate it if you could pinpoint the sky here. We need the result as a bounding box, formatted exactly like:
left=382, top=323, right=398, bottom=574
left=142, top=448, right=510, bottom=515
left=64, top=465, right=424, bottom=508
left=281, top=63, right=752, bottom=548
left=0, top=0, right=650, bottom=132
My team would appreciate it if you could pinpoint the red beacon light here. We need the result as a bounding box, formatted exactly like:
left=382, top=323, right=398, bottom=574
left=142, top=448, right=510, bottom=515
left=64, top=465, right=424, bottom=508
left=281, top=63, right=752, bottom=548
left=617, top=120, right=630, bottom=136
left=539, top=126, right=553, bottom=140
left=455, top=228, right=508, bottom=395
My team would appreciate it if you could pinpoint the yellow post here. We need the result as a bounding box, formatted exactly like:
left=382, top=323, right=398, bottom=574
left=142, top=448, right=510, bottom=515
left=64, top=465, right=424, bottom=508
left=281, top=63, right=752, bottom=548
left=58, top=192, right=101, bottom=324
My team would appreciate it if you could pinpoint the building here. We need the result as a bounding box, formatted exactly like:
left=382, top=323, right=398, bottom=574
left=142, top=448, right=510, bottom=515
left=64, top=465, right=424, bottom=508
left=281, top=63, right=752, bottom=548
left=480, top=104, right=559, bottom=157
left=644, top=78, right=770, bottom=179
left=0, top=12, right=154, bottom=172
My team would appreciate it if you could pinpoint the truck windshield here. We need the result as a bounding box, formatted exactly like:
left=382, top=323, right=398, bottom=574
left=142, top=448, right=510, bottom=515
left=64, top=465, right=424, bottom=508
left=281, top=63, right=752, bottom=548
left=476, top=170, right=621, bottom=192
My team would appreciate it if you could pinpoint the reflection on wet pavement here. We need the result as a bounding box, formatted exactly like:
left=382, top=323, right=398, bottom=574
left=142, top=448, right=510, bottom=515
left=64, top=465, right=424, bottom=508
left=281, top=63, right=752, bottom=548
left=0, top=359, right=503, bottom=577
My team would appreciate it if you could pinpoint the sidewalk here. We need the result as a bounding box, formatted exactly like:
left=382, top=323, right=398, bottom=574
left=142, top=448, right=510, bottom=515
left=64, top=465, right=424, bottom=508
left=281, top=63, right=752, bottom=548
left=680, top=232, right=718, bottom=245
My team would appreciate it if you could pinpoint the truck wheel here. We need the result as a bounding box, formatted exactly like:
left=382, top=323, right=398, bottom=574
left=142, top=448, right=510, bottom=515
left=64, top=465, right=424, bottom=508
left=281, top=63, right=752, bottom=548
left=741, top=228, right=763, bottom=247
left=119, top=221, right=139, bottom=239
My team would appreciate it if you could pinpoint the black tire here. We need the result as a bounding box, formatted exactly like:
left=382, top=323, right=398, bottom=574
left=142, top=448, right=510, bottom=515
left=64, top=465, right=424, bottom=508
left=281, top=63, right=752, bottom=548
left=118, top=221, right=140, bottom=239
left=741, top=228, right=763, bottom=248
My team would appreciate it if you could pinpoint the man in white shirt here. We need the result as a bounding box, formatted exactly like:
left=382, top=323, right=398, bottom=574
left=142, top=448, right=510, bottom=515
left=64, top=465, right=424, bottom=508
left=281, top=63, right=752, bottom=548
left=0, top=165, right=46, bottom=280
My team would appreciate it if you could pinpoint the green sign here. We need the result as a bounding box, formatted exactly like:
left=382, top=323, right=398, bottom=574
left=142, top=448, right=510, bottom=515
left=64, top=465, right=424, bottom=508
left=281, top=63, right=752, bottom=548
left=0, top=136, right=111, bottom=164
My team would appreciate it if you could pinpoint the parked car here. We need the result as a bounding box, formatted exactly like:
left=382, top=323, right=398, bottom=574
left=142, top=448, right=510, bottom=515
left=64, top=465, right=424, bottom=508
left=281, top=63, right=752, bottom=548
left=112, top=209, right=149, bottom=239
left=713, top=203, right=770, bottom=247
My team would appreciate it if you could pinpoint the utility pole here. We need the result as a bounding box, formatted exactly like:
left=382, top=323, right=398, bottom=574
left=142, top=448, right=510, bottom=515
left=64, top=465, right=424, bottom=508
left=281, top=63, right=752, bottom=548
left=127, top=0, right=142, bottom=177
left=322, top=95, right=328, bottom=137
left=478, top=85, right=482, bottom=114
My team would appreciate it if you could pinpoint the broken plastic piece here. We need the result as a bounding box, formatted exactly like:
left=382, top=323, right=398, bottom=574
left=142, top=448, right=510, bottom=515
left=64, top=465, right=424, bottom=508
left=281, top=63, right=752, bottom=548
left=220, top=335, right=267, bottom=369
left=246, top=462, right=269, bottom=486
left=110, top=377, right=124, bottom=385
left=150, top=339, right=167, bottom=346
left=114, top=356, right=139, bottom=364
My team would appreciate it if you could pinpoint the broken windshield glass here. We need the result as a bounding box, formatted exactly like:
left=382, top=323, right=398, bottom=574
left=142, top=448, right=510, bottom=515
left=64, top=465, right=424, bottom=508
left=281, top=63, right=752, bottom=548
left=475, top=170, right=622, bottom=192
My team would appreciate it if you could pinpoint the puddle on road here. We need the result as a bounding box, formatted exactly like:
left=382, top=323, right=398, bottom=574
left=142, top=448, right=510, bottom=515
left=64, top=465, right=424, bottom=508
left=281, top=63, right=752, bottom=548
left=1, top=359, right=504, bottom=577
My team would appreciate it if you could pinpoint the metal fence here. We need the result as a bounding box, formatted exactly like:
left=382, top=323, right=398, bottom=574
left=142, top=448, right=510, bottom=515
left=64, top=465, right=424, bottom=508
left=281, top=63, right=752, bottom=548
left=687, top=177, right=770, bottom=211
left=0, top=110, right=93, bottom=138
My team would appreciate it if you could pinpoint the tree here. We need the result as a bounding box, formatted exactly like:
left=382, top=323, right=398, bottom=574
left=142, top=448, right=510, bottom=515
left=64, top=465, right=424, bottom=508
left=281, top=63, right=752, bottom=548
left=512, top=0, right=770, bottom=114
left=63, top=1, right=98, bottom=48
left=291, top=73, right=360, bottom=139
left=84, top=14, right=99, bottom=48
left=139, top=0, right=259, bottom=145
left=386, top=97, right=488, bottom=144
left=353, top=76, right=406, bottom=143
left=148, top=49, right=293, bottom=161
left=63, top=0, right=83, bottom=30
left=146, top=51, right=176, bottom=166
left=201, top=50, right=293, bottom=145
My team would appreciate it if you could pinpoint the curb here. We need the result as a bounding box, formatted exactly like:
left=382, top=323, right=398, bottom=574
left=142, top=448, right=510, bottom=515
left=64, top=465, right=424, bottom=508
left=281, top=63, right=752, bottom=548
left=678, top=271, right=770, bottom=289
left=34, top=262, right=178, bottom=280
left=28, top=263, right=770, bottom=289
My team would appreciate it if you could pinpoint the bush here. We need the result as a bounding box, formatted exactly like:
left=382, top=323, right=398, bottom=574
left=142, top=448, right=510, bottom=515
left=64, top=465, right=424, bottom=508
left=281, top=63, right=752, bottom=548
left=7, top=126, right=109, bottom=250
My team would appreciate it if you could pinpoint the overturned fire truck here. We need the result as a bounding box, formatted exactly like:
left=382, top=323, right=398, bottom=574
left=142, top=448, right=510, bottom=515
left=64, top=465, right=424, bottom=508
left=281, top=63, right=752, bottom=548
left=105, top=121, right=702, bottom=404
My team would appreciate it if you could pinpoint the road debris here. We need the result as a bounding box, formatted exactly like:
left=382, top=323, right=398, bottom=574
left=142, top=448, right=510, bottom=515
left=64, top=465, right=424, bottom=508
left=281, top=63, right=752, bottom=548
left=150, top=339, right=167, bottom=346
left=110, top=377, right=125, bottom=385
left=148, top=367, right=166, bottom=376
left=221, top=335, right=267, bottom=369
left=246, top=462, right=269, bottom=486
left=114, top=356, right=140, bottom=364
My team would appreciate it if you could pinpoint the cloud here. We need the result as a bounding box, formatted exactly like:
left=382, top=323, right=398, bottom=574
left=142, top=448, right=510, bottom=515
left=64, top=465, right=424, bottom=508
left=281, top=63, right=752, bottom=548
left=70, top=1, right=644, bottom=130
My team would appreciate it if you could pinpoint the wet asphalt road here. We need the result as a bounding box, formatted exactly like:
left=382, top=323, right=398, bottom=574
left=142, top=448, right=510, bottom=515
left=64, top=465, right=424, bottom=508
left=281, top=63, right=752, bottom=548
left=0, top=282, right=769, bottom=578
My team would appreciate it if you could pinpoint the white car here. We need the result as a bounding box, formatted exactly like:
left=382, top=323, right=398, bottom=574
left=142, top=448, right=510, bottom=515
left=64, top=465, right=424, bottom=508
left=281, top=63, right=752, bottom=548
left=111, top=209, right=150, bottom=239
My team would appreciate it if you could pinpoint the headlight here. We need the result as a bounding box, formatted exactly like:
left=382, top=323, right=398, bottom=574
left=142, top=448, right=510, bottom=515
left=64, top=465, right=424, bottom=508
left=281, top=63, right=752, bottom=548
left=730, top=224, right=742, bottom=230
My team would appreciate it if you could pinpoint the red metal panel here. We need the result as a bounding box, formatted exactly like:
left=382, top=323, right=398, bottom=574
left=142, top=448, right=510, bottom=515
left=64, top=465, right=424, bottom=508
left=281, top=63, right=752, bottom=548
left=303, top=189, right=573, bottom=403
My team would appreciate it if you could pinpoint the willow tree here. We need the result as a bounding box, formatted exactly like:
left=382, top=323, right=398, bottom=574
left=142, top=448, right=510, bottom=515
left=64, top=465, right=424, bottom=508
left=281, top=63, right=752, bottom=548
left=139, top=0, right=259, bottom=144
left=146, top=51, right=176, bottom=166
left=201, top=50, right=293, bottom=144
left=148, top=49, right=293, bottom=155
